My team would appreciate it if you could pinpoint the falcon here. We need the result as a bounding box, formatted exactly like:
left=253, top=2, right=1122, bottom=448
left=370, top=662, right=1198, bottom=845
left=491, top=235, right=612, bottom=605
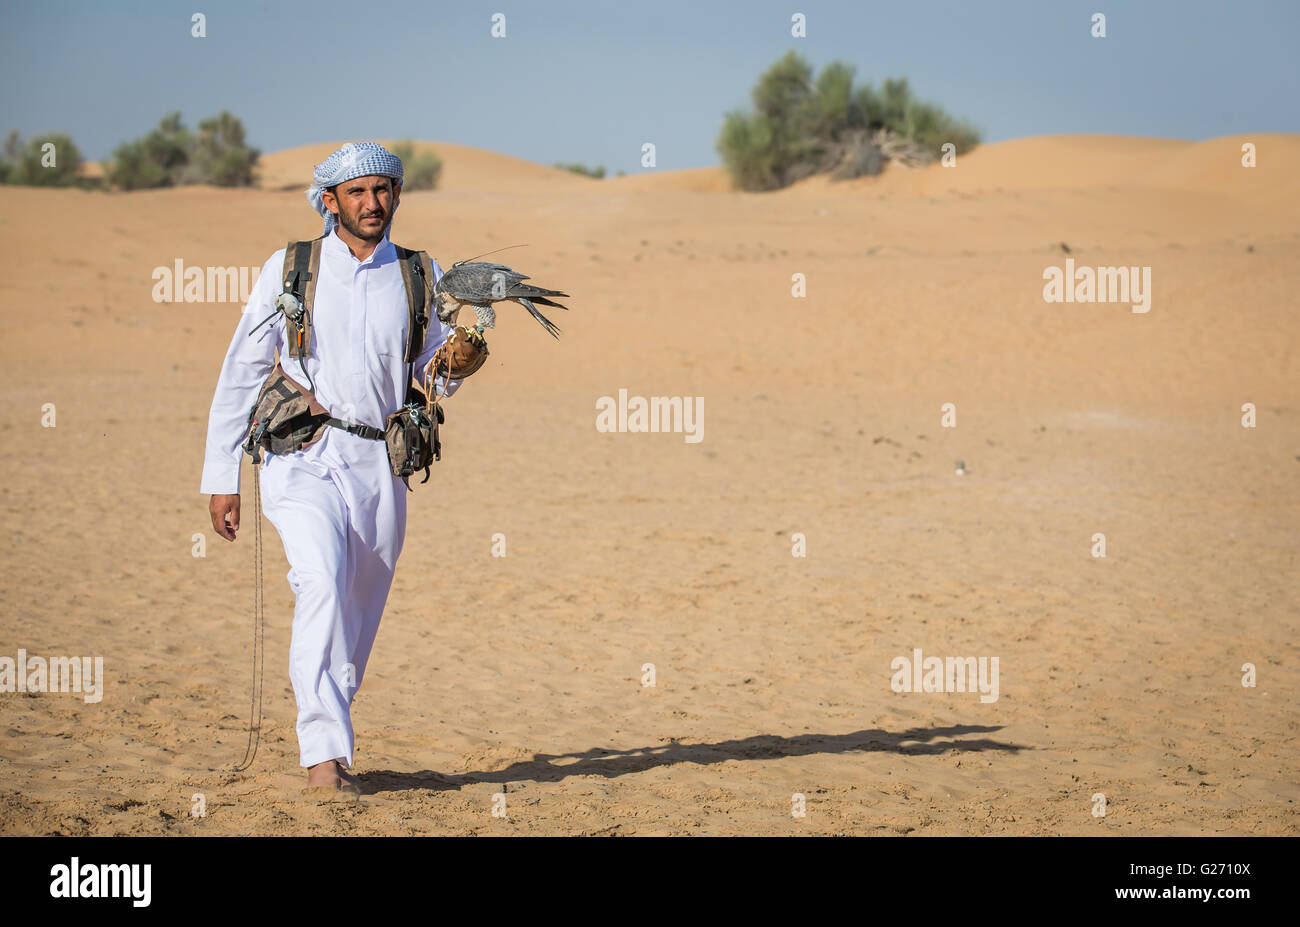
left=433, top=260, right=570, bottom=341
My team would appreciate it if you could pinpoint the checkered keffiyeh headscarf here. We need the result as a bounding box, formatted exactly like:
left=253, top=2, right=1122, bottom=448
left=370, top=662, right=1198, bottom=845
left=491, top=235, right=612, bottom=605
left=306, top=141, right=405, bottom=234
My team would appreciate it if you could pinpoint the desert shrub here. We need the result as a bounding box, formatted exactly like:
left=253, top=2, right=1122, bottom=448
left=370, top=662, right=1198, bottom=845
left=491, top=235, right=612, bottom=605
left=107, top=112, right=190, bottom=189
left=812, top=62, right=856, bottom=141
left=554, top=162, right=605, bottom=179
left=389, top=141, right=442, bottom=190
left=0, top=129, right=85, bottom=186
left=185, top=110, right=259, bottom=186
left=107, top=111, right=259, bottom=189
left=889, top=83, right=982, bottom=155
left=1, top=131, right=20, bottom=185
left=718, top=52, right=981, bottom=190
left=107, top=138, right=172, bottom=190
left=718, top=110, right=783, bottom=191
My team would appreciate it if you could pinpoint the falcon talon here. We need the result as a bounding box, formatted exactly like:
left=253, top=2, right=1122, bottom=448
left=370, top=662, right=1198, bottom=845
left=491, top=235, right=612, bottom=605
left=434, top=325, right=489, bottom=379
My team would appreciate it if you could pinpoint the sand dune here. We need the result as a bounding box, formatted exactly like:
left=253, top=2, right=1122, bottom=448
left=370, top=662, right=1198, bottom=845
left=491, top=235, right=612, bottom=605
left=268, top=133, right=1300, bottom=207
left=774, top=134, right=1300, bottom=201
left=1, top=133, right=1297, bottom=835
left=257, top=139, right=597, bottom=195
left=251, top=133, right=1300, bottom=203
left=606, top=167, right=733, bottom=194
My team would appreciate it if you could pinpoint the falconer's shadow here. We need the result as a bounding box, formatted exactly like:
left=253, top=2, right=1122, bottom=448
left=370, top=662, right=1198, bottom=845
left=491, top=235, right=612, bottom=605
left=357, top=723, right=1024, bottom=795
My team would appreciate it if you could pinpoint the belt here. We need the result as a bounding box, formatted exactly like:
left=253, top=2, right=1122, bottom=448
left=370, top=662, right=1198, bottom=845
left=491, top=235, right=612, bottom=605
left=325, top=417, right=385, bottom=441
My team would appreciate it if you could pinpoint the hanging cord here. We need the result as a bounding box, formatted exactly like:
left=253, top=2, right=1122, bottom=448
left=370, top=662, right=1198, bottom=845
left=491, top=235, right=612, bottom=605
left=291, top=303, right=314, bottom=393
left=252, top=287, right=314, bottom=392
left=425, top=328, right=459, bottom=412
left=297, top=352, right=314, bottom=394
left=230, top=463, right=266, bottom=773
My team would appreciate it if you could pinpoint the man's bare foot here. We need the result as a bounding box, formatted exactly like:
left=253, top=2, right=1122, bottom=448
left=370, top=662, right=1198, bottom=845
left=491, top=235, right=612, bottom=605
left=337, top=764, right=362, bottom=791
left=305, top=759, right=361, bottom=795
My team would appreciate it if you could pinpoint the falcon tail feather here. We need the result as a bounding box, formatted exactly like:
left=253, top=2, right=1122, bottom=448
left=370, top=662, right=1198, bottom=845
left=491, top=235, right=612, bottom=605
left=507, top=282, right=569, bottom=299
left=515, top=297, right=562, bottom=338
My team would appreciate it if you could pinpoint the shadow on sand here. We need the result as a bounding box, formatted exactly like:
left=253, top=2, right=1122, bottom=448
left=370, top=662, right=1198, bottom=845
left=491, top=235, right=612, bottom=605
left=358, top=723, right=1026, bottom=795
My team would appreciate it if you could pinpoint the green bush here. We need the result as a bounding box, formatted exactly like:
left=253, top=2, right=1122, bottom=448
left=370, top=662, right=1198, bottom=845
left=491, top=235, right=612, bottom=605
left=813, top=62, right=856, bottom=141
left=717, top=52, right=981, bottom=191
left=877, top=78, right=982, bottom=155
left=107, top=112, right=190, bottom=189
left=106, top=111, right=259, bottom=190
left=0, top=129, right=85, bottom=186
left=389, top=141, right=442, bottom=190
left=186, top=110, right=259, bottom=186
left=107, top=139, right=171, bottom=190
left=553, top=162, right=605, bottom=179
left=718, top=111, right=781, bottom=191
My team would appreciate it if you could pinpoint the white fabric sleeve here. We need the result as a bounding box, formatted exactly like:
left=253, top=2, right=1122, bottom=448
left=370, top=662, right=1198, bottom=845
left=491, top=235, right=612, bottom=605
left=199, top=252, right=284, bottom=496
left=415, top=257, right=463, bottom=399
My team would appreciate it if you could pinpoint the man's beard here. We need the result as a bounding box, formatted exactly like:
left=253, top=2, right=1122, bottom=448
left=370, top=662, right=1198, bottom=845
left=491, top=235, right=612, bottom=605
left=338, top=206, right=391, bottom=243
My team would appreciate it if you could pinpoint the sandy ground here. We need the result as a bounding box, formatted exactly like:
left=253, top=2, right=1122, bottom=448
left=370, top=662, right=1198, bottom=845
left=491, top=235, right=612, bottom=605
left=1, top=134, right=1297, bottom=835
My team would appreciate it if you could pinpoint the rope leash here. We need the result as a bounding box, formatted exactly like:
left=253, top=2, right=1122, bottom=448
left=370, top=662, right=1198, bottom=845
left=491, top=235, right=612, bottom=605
left=425, top=330, right=456, bottom=409
left=230, top=463, right=266, bottom=773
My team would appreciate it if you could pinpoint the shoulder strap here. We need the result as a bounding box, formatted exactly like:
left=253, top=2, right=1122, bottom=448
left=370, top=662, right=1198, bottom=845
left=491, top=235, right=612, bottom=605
left=281, top=236, right=324, bottom=358
left=393, top=245, right=433, bottom=364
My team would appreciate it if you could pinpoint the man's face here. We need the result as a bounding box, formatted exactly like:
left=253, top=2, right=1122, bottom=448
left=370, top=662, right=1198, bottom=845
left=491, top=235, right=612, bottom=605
left=323, top=175, right=400, bottom=243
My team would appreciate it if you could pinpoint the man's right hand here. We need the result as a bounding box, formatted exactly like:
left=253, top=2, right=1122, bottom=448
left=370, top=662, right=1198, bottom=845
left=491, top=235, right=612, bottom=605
left=210, top=494, right=241, bottom=541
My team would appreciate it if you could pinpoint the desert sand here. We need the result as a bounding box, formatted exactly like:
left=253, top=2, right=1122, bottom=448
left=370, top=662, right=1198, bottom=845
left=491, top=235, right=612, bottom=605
left=1, top=134, right=1297, bottom=835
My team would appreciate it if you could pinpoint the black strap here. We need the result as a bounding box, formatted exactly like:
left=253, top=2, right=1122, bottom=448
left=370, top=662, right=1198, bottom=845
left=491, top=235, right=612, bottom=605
left=409, top=253, right=428, bottom=329
left=394, top=245, right=432, bottom=399
left=325, top=418, right=385, bottom=441
left=287, top=241, right=313, bottom=302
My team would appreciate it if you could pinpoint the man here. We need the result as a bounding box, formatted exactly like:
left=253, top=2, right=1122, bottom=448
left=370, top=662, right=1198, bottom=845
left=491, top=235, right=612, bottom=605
left=201, top=141, right=460, bottom=793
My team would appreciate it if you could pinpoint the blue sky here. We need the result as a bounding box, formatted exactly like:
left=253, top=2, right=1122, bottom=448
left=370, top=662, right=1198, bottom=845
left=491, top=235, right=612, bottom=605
left=1, top=0, right=1296, bottom=171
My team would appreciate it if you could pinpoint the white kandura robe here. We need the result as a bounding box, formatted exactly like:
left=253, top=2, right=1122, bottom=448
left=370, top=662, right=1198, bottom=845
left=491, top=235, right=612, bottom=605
left=201, top=228, right=460, bottom=769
